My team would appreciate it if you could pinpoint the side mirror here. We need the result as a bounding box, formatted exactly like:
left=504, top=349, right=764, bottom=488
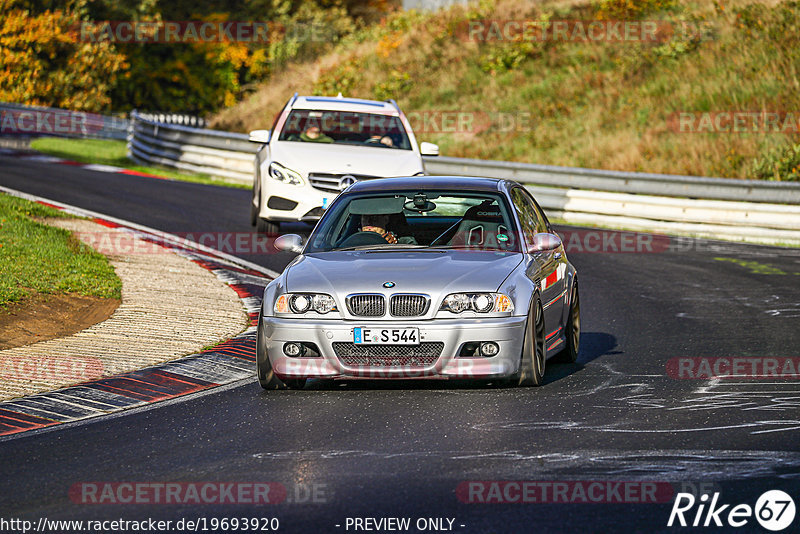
left=527, top=233, right=562, bottom=254
left=249, top=129, right=271, bottom=144
left=274, top=234, right=304, bottom=254
left=419, top=142, right=439, bottom=157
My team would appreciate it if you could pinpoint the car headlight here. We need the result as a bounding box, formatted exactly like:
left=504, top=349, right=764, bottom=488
left=275, top=293, right=337, bottom=314
left=268, top=162, right=304, bottom=186
left=440, top=293, right=514, bottom=314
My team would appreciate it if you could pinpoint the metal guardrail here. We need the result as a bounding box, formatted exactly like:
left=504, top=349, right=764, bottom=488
left=528, top=185, right=800, bottom=245
left=128, top=111, right=256, bottom=182
left=134, top=112, right=207, bottom=129
left=125, top=111, right=800, bottom=245
left=0, top=102, right=129, bottom=140
left=424, top=156, right=800, bottom=204
left=7, top=103, right=795, bottom=243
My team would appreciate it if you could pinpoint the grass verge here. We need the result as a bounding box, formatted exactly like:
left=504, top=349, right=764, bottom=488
left=0, top=193, right=122, bottom=308
left=212, top=0, right=800, bottom=181
left=29, top=137, right=249, bottom=189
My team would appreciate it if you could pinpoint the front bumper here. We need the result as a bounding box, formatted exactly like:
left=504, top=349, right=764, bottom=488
left=259, top=178, right=334, bottom=223
left=261, top=315, right=527, bottom=380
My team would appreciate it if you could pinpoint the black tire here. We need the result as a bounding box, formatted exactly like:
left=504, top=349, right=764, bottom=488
left=282, top=378, right=307, bottom=390
left=256, top=217, right=280, bottom=235
left=256, top=312, right=306, bottom=390
left=555, top=280, right=580, bottom=363
left=512, top=299, right=546, bottom=387
left=250, top=187, right=259, bottom=227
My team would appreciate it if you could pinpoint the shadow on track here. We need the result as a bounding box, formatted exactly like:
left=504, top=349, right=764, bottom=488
left=543, top=331, right=619, bottom=385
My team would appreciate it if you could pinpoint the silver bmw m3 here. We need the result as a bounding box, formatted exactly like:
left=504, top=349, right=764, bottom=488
left=257, top=176, right=580, bottom=389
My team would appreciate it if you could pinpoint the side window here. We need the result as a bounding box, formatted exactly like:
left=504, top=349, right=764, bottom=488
left=510, top=188, right=540, bottom=245
left=521, top=189, right=550, bottom=233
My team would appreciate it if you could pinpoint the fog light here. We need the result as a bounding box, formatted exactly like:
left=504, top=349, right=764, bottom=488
left=283, top=342, right=305, bottom=357
left=479, top=342, right=499, bottom=357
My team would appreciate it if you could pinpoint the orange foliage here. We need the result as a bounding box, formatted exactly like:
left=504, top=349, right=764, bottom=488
left=0, top=0, right=127, bottom=112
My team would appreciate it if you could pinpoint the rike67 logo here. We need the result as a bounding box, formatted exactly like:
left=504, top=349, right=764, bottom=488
left=668, top=490, right=796, bottom=531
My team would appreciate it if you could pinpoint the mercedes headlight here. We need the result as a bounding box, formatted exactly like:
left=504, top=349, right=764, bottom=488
left=268, top=162, right=304, bottom=186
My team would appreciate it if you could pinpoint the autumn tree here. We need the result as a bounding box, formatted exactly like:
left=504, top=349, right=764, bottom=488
left=0, top=0, right=127, bottom=112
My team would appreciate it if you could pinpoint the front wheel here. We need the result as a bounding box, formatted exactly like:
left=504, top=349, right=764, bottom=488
left=256, top=217, right=280, bottom=235
left=512, top=299, right=546, bottom=387
left=250, top=186, right=259, bottom=226
left=555, top=279, right=580, bottom=363
left=282, top=378, right=307, bottom=389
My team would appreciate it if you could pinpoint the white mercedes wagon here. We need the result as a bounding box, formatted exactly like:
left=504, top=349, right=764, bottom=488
left=248, top=94, right=440, bottom=234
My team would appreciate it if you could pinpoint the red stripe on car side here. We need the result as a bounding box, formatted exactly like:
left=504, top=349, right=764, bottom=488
left=546, top=327, right=562, bottom=340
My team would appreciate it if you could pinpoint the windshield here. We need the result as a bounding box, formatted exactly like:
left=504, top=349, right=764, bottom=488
left=306, top=191, right=520, bottom=253
left=278, top=110, right=412, bottom=150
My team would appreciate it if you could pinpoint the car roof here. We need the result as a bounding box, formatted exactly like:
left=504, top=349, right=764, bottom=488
left=291, top=95, right=399, bottom=114
left=346, top=176, right=508, bottom=193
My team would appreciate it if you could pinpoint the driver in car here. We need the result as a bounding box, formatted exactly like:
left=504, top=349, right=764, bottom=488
left=360, top=214, right=417, bottom=244
left=361, top=214, right=398, bottom=243
left=300, top=125, right=333, bottom=143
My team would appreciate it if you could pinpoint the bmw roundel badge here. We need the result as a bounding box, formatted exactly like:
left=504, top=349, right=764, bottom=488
left=383, top=281, right=396, bottom=288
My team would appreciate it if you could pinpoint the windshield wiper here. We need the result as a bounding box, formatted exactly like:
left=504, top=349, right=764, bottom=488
left=332, top=244, right=427, bottom=252
left=332, top=245, right=383, bottom=251
left=426, top=245, right=510, bottom=251
left=366, top=247, right=444, bottom=253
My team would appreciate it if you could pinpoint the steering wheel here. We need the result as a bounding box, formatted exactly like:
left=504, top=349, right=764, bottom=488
left=365, top=136, right=393, bottom=148
left=337, top=231, right=388, bottom=248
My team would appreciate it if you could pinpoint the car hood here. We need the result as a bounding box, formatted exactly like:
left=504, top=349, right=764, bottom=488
left=270, top=141, right=424, bottom=177
left=285, top=251, right=523, bottom=298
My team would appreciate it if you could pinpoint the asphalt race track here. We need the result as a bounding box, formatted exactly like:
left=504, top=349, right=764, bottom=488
left=1, top=154, right=799, bottom=533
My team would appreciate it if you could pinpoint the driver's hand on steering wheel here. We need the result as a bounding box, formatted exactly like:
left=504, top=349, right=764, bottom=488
left=367, top=135, right=394, bottom=147
left=362, top=224, right=398, bottom=243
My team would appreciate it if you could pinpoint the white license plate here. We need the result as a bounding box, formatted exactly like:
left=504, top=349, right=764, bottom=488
left=353, top=327, right=419, bottom=345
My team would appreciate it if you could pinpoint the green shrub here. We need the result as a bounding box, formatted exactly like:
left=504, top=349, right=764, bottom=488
left=751, top=143, right=800, bottom=181
left=373, top=70, right=412, bottom=100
